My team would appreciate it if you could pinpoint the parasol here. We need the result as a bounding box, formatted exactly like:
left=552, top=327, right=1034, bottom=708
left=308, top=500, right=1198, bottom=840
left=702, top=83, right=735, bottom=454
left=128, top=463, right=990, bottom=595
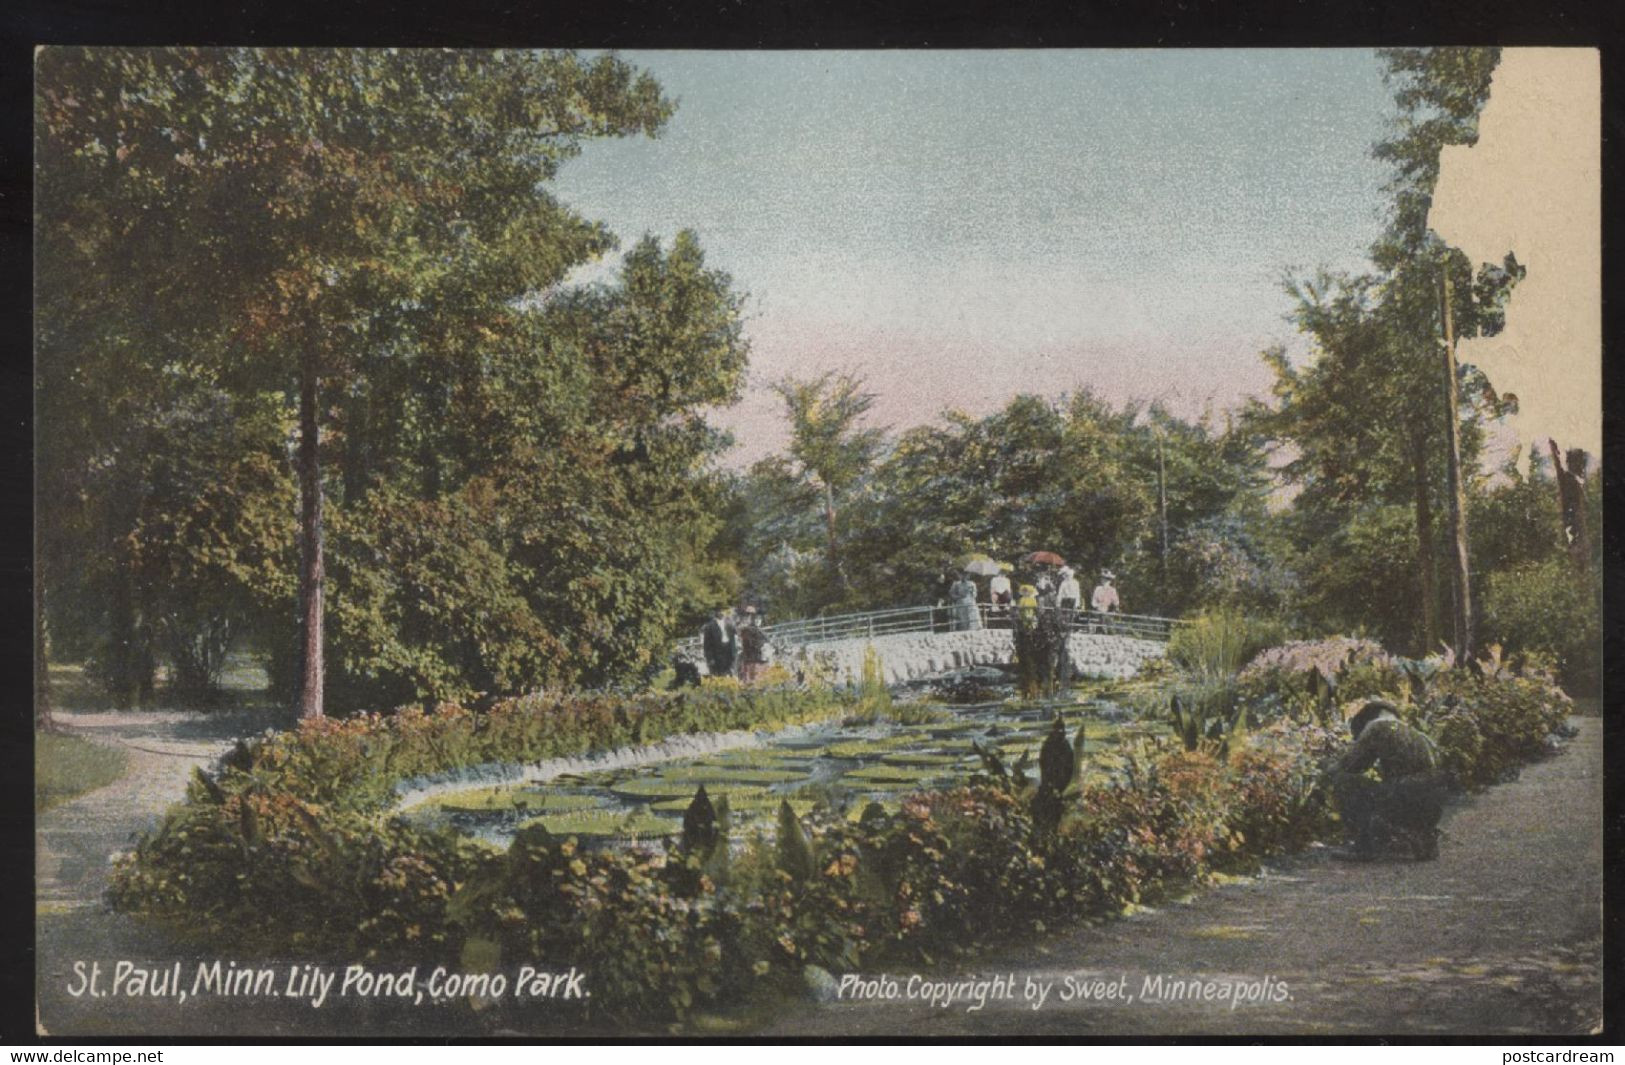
left=1023, top=550, right=1066, bottom=566
left=957, top=553, right=1003, bottom=577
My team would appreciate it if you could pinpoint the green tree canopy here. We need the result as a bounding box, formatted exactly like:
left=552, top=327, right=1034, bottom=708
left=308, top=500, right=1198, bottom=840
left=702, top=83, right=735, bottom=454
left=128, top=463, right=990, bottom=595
left=38, top=48, right=749, bottom=712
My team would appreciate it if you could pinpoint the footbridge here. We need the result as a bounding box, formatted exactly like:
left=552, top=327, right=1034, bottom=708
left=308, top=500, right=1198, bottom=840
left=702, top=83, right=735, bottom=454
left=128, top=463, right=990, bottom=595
left=678, top=604, right=1186, bottom=685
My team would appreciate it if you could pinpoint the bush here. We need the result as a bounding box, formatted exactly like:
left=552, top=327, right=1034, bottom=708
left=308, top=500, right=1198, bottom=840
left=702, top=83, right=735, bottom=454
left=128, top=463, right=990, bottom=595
left=1167, top=607, right=1288, bottom=680
left=1236, top=636, right=1397, bottom=722
left=1239, top=636, right=1391, bottom=685
left=1223, top=720, right=1342, bottom=858
left=1480, top=557, right=1602, bottom=696
left=224, top=685, right=857, bottom=814
left=1419, top=667, right=1571, bottom=789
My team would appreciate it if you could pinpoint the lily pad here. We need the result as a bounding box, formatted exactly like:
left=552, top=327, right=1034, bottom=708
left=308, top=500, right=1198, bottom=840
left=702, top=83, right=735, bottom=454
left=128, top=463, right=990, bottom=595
left=652, top=793, right=816, bottom=816
left=897, top=720, right=984, bottom=734
left=645, top=786, right=770, bottom=811
left=821, top=739, right=910, bottom=759
left=878, top=752, right=966, bottom=767
left=609, top=768, right=807, bottom=798
left=653, top=766, right=807, bottom=784
left=840, top=764, right=949, bottom=784
left=712, top=748, right=815, bottom=765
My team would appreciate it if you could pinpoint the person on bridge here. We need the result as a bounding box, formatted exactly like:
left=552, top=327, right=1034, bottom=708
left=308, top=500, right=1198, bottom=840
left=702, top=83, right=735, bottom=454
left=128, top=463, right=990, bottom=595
left=988, top=567, right=1012, bottom=609
left=1015, top=583, right=1040, bottom=627
left=701, top=605, right=737, bottom=678
left=948, top=571, right=982, bottom=631
left=1056, top=566, right=1082, bottom=612
left=1327, top=700, right=1447, bottom=861
left=737, top=606, right=769, bottom=684
left=1090, top=569, right=1120, bottom=614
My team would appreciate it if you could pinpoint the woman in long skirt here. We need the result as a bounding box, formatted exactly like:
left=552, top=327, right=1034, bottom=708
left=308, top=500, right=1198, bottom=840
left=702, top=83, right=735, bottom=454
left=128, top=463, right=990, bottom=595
left=949, top=572, right=981, bottom=631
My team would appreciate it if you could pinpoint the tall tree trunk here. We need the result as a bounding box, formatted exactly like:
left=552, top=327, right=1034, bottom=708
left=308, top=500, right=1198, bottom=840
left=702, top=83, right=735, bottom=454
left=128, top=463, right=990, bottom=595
left=106, top=567, right=154, bottom=704
left=1409, top=421, right=1439, bottom=656
left=823, top=481, right=842, bottom=589
left=1440, top=269, right=1474, bottom=662
left=297, top=347, right=326, bottom=719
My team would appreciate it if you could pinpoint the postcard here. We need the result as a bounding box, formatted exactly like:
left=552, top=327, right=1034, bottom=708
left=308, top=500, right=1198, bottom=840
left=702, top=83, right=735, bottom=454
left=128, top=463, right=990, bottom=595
left=33, top=46, right=1601, bottom=1038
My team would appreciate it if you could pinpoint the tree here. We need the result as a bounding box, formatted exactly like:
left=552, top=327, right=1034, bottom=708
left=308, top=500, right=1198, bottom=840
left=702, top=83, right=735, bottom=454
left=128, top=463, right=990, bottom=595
left=834, top=391, right=1157, bottom=611
left=1370, top=46, right=1513, bottom=660
left=1245, top=48, right=1522, bottom=654
left=38, top=48, right=674, bottom=715
left=770, top=372, right=886, bottom=596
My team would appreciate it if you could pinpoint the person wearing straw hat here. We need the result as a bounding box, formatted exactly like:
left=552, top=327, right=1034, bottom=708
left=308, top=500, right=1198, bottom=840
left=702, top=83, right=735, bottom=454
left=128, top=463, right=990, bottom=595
left=1056, top=566, right=1081, bottom=612
left=1090, top=569, right=1120, bottom=614
left=1015, top=583, right=1040, bottom=627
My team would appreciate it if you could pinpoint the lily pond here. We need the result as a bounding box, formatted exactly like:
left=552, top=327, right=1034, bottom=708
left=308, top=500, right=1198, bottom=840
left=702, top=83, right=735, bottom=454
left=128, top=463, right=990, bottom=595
left=402, top=687, right=1171, bottom=847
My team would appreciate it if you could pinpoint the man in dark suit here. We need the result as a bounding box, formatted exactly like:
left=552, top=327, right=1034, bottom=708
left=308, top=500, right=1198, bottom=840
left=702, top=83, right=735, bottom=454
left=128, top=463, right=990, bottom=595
left=701, top=606, right=737, bottom=678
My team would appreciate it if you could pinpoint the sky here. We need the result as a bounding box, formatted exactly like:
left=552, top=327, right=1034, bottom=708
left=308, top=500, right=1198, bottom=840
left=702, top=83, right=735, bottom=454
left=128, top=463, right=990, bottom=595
left=552, top=50, right=1397, bottom=466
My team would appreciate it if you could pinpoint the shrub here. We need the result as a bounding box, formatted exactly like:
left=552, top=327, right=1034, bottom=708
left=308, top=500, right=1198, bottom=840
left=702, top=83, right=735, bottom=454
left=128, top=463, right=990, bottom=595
left=1240, top=636, right=1391, bottom=682
left=1480, top=557, right=1602, bottom=696
left=1223, top=720, right=1342, bottom=859
left=1068, top=747, right=1236, bottom=901
left=491, top=826, right=747, bottom=1021
left=1236, top=636, right=1398, bottom=721
left=1420, top=667, right=1571, bottom=789
left=1167, top=607, right=1288, bottom=680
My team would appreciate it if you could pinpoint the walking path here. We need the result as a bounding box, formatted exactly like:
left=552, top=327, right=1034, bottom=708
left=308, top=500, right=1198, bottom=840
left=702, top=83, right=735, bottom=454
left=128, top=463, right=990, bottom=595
left=34, top=710, right=277, bottom=1036
left=765, top=716, right=1603, bottom=1036
left=34, top=712, right=1602, bottom=1036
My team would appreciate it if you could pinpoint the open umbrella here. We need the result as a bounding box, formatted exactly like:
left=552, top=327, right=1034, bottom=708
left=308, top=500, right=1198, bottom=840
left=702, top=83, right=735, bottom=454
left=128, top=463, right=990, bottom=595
left=960, top=558, right=1002, bottom=577
left=1023, top=550, right=1066, bottom=567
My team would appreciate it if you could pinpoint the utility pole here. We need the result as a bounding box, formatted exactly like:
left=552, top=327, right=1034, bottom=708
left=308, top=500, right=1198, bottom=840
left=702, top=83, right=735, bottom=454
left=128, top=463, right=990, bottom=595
left=1440, top=267, right=1474, bottom=663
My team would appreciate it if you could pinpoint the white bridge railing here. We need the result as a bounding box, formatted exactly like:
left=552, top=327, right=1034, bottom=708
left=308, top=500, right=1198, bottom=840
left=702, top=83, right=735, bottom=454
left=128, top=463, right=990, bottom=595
left=675, top=603, right=1186, bottom=661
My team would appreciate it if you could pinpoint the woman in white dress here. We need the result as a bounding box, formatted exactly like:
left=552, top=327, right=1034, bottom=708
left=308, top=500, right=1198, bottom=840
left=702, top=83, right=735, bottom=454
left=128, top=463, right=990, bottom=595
left=948, top=571, right=981, bottom=631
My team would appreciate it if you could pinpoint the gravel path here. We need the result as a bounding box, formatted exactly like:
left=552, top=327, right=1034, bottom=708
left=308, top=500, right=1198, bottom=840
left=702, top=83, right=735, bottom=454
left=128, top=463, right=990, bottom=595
left=764, top=716, right=1603, bottom=1037
left=34, top=710, right=279, bottom=1036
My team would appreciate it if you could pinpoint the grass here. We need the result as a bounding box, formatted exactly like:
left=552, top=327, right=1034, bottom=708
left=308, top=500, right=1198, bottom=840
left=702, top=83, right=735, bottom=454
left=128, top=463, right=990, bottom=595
left=45, top=656, right=279, bottom=713
left=36, top=730, right=129, bottom=812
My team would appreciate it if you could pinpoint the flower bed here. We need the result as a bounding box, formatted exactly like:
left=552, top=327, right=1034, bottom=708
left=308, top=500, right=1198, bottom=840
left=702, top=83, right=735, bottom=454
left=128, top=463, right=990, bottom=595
left=109, top=659, right=1574, bottom=1027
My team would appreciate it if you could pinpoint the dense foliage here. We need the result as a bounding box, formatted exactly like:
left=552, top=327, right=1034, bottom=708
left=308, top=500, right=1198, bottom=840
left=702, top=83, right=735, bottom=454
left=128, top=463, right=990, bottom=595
left=37, top=48, right=746, bottom=713
left=728, top=388, right=1283, bottom=622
